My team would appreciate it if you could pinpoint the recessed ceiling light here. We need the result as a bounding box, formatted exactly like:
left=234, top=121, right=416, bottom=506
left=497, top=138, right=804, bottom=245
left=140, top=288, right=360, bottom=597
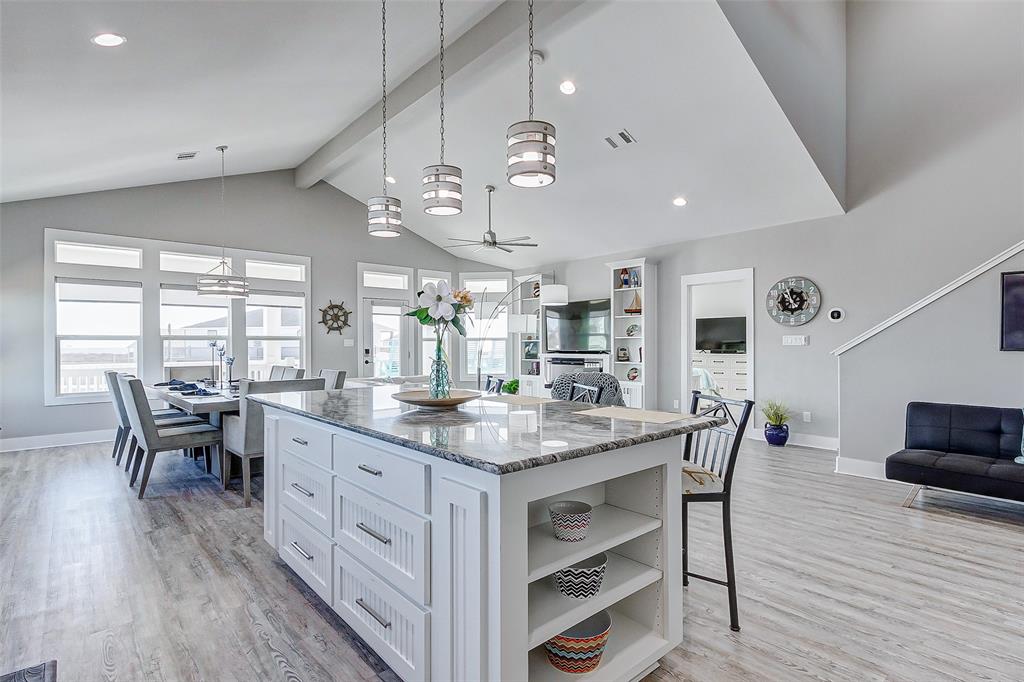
left=385, top=175, right=397, bottom=184
left=672, top=196, right=687, bottom=207
left=559, top=80, right=576, bottom=95
left=91, top=33, right=127, bottom=47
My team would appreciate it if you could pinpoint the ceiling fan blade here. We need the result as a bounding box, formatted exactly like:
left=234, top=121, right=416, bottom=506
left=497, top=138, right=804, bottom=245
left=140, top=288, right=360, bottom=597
left=495, top=245, right=514, bottom=253
left=447, top=237, right=481, bottom=243
left=446, top=243, right=482, bottom=248
left=497, top=236, right=532, bottom=243
left=497, top=242, right=538, bottom=247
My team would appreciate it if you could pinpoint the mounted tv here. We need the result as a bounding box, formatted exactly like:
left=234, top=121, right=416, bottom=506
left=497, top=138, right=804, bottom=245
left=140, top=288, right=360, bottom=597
left=695, top=316, right=746, bottom=353
left=1001, top=271, right=1024, bottom=351
left=544, top=299, right=610, bottom=353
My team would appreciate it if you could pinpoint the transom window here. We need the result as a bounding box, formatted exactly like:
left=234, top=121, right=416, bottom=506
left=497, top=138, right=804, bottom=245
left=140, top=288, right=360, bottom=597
left=246, top=259, right=305, bottom=282
left=160, top=251, right=227, bottom=274
left=362, top=270, right=409, bottom=290
left=55, top=242, right=141, bottom=269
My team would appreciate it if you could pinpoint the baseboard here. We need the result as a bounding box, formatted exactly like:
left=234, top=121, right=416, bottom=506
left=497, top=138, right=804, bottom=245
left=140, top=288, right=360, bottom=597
left=833, top=456, right=886, bottom=480
left=0, top=428, right=114, bottom=453
left=746, top=429, right=838, bottom=452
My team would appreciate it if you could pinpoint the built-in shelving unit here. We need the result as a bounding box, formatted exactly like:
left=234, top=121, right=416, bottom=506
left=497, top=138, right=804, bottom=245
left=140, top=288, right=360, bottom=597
left=607, top=258, right=657, bottom=408
left=514, top=273, right=551, bottom=387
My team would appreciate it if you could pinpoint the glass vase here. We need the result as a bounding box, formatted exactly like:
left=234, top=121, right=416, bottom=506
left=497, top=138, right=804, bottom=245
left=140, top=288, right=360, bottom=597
left=429, top=336, right=451, bottom=399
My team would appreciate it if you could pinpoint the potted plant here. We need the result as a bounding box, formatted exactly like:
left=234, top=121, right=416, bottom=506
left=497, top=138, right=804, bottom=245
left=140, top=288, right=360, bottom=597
left=502, top=379, right=520, bottom=395
left=762, top=400, right=791, bottom=447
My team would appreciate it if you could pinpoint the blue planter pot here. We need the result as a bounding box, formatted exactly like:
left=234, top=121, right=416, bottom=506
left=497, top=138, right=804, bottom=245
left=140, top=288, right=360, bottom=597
left=764, top=423, right=789, bottom=447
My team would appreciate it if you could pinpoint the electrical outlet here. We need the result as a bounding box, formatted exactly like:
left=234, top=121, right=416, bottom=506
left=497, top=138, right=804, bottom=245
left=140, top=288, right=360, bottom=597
left=344, top=339, right=354, bottom=347
left=673, top=399, right=680, bottom=409
left=802, top=411, right=812, bottom=423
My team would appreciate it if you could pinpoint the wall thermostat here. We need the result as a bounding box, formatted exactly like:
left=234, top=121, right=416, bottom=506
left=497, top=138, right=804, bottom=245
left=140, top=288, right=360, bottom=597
left=828, top=307, right=845, bottom=322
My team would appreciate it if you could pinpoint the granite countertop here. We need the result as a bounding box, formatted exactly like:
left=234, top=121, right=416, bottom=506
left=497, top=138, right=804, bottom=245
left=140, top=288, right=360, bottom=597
left=249, top=384, right=727, bottom=475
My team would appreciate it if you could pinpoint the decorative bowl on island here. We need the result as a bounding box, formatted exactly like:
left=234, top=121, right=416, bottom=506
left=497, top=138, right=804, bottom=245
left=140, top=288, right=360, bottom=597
left=391, top=389, right=480, bottom=411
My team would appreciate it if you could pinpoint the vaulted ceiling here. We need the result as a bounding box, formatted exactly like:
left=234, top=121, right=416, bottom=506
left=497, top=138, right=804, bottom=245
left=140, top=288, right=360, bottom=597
left=2, top=0, right=845, bottom=269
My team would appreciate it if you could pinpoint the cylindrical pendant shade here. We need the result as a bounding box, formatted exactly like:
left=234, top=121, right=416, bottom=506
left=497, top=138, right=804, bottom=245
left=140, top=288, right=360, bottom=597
left=540, top=284, right=568, bottom=306
left=507, top=120, right=556, bottom=188
left=422, top=164, right=463, bottom=215
left=368, top=195, right=403, bottom=237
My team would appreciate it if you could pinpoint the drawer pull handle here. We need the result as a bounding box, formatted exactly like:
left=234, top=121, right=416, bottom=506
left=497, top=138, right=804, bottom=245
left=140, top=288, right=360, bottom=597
left=290, top=482, right=314, bottom=498
left=356, top=598, right=392, bottom=629
left=357, top=464, right=383, bottom=477
left=356, top=522, right=392, bottom=545
left=291, top=437, right=308, bottom=446
left=290, top=541, right=313, bottom=561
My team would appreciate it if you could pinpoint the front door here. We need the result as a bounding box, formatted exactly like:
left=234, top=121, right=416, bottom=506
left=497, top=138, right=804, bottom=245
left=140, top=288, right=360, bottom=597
left=361, top=298, right=411, bottom=378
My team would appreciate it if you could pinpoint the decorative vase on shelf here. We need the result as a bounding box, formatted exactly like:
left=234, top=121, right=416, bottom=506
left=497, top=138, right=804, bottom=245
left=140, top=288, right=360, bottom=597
left=428, top=337, right=451, bottom=400
left=765, top=423, right=790, bottom=447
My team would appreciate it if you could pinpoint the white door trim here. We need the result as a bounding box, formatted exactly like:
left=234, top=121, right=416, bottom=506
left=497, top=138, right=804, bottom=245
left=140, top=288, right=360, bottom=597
left=679, top=268, right=755, bottom=409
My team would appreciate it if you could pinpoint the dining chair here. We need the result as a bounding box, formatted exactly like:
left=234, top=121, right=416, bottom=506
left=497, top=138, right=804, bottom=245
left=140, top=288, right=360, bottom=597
left=104, top=370, right=203, bottom=466
left=681, top=390, right=754, bottom=632
left=280, top=367, right=305, bottom=380
left=484, top=375, right=505, bottom=394
left=268, top=365, right=288, bottom=380
left=318, top=368, right=347, bottom=389
left=222, top=377, right=325, bottom=506
left=117, top=376, right=224, bottom=500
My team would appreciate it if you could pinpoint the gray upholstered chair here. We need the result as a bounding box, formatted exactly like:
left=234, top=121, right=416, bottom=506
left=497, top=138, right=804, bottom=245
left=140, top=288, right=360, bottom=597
left=104, top=370, right=202, bottom=466
left=550, top=372, right=626, bottom=406
left=318, top=368, right=347, bottom=389
left=485, top=375, right=505, bottom=394
left=117, top=376, right=223, bottom=499
left=222, top=377, right=325, bottom=506
left=281, top=367, right=305, bottom=380
left=267, top=365, right=288, bottom=380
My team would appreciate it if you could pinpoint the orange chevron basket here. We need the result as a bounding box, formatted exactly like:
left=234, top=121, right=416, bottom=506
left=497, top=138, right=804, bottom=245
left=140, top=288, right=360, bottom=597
left=543, top=610, right=612, bottom=673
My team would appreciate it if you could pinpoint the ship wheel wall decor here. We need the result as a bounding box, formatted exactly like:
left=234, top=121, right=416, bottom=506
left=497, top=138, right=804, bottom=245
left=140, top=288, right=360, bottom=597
left=318, top=300, right=352, bottom=334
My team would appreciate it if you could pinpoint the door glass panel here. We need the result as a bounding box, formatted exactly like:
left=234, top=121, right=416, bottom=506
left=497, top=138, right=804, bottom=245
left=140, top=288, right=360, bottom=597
left=370, top=306, right=403, bottom=377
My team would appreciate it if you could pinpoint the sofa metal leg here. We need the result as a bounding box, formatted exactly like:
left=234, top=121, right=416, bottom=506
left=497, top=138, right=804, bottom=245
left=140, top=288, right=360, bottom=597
left=902, top=485, right=923, bottom=507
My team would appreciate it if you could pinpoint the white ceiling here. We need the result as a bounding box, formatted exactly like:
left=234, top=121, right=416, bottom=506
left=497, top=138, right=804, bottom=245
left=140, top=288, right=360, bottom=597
left=0, top=0, right=498, bottom=202
left=326, top=0, right=844, bottom=269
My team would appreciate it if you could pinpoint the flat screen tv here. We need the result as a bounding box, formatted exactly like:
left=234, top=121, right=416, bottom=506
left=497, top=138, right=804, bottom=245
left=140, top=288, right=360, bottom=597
left=1001, top=271, right=1024, bottom=351
left=695, top=316, right=746, bottom=353
left=544, top=299, right=610, bottom=353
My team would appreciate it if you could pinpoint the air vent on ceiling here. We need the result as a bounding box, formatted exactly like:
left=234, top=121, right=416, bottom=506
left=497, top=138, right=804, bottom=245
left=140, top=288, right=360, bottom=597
left=604, top=129, right=637, bottom=149
left=176, top=151, right=199, bottom=160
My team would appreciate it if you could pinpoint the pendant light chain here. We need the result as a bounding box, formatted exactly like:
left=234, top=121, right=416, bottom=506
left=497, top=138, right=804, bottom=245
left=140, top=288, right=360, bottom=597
left=528, top=0, right=534, bottom=120
left=380, top=0, right=387, bottom=193
left=439, top=0, right=446, bottom=164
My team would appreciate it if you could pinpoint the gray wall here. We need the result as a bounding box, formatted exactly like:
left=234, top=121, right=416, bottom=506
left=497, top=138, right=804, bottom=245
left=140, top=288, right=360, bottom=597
left=840, top=251, right=1024, bottom=466
left=0, top=170, right=495, bottom=440
left=519, top=0, right=1024, bottom=443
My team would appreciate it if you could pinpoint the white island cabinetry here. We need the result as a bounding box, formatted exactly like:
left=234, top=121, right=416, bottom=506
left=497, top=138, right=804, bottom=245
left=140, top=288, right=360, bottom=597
left=256, top=387, right=723, bottom=681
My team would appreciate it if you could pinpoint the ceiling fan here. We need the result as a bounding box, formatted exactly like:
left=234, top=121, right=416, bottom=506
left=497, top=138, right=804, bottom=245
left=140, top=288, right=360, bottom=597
left=447, top=185, right=538, bottom=253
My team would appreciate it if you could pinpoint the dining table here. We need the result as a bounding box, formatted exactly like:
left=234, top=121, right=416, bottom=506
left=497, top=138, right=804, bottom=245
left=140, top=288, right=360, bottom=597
left=145, top=384, right=239, bottom=427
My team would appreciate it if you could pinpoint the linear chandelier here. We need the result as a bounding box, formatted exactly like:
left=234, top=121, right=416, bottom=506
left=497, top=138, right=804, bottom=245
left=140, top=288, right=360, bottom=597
left=197, top=145, right=249, bottom=298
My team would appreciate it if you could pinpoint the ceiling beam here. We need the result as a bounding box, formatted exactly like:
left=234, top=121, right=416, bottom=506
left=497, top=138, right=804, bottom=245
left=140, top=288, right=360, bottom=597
left=294, top=0, right=585, bottom=189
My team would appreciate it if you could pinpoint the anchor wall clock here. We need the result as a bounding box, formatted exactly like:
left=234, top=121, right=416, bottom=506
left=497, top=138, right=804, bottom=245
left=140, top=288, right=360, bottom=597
left=318, top=300, right=351, bottom=334
left=766, top=276, right=821, bottom=326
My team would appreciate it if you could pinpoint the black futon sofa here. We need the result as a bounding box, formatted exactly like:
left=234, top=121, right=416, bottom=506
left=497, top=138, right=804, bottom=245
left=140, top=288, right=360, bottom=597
left=886, top=401, right=1024, bottom=503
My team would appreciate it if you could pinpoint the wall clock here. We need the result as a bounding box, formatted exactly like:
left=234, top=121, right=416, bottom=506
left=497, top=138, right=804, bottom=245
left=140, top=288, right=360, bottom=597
left=766, top=276, right=821, bottom=326
left=318, top=300, right=351, bottom=334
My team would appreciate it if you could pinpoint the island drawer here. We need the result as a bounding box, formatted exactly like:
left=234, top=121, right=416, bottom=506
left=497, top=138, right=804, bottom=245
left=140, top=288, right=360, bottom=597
left=334, top=477, right=430, bottom=605
left=279, top=416, right=333, bottom=471
left=280, top=448, right=333, bottom=537
left=279, top=506, right=333, bottom=604
left=333, top=546, right=430, bottom=682
left=333, top=433, right=429, bottom=514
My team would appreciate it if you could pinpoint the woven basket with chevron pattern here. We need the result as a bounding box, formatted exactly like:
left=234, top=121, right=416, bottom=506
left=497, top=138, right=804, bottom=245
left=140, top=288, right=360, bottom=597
left=554, top=552, right=607, bottom=599
left=549, top=501, right=592, bottom=542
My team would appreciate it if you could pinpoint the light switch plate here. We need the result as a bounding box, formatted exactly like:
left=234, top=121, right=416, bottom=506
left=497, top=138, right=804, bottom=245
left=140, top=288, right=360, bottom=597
left=344, top=339, right=354, bottom=347
left=783, top=335, right=809, bottom=346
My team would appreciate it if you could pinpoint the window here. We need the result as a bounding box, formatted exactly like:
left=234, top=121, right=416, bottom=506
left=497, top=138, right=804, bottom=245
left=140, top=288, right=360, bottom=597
left=55, top=242, right=141, bottom=269
left=160, top=252, right=226, bottom=274
left=246, top=259, right=305, bottom=282
left=55, top=279, right=141, bottom=395
left=460, top=273, right=512, bottom=380
left=246, top=292, right=305, bottom=379
left=160, top=286, right=229, bottom=381
left=363, top=270, right=409, bottom=290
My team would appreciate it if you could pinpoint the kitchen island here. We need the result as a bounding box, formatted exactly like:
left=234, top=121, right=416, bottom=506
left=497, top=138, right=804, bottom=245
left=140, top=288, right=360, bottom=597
left=250, top=385, right=725, bottom=681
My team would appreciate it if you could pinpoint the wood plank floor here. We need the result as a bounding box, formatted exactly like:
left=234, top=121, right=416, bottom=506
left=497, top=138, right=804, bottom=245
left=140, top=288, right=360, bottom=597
left=1, top=440, right=1021, bottom=681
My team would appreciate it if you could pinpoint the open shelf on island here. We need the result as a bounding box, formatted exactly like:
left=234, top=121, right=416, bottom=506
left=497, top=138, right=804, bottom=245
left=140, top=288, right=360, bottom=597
left=528, top=552, right=661, bottom=648
left=527, top=504, right=661, bottom=582
left=528, top=609, right=668, bottom=681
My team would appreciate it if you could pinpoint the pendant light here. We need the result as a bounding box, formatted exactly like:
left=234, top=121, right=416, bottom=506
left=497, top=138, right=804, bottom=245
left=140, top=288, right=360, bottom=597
left=422, top=0, right=463, bottom=215
left=197, top=145, right=249, bottom=298
left=368, top=0, right=403, bottom=237
left=506, top=0, right=555, bottom=188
